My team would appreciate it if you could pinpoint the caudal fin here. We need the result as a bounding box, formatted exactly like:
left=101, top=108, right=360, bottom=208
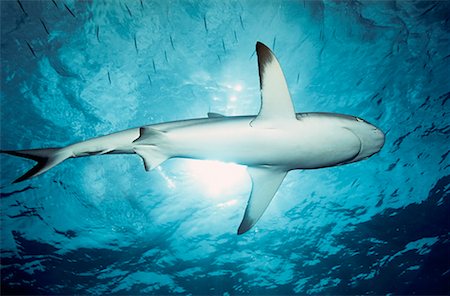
left=1, top=148, right=71, bottom=183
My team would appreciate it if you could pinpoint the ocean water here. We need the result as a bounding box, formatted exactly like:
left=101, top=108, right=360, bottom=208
left=1, top=0, right=449, bottom=294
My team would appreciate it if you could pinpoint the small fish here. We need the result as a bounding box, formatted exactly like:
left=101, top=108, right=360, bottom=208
left=17, top=0, right=27, bottom=15
left=96, top=25, right=100, bottom=42
left=272, top=37, right=276, bottom=51
left=249, top=49, right=255, bottom=60
left=152, top=59, right=156, bottom=73
left=298, top=34, right=309, bottom=47
left=52, top=0, right=58, bottom=8
left=319, top=42, right=326, bottom=58
left=419, top=2, right=438, bottom=17
left=369, top=92, right=380, bottom=102
left=40, top=18, right=50, bottom=35
left=140, top=0, right=144, bottom=11
left=64, top=3, right=76, bottom=18
left=164, top=50, right=168, bottom=63
left=239, top=14, right=244, bottom=30
left=25, top=41, right=36, bottom=58
left=107, top=71, right=111, bottom=84
left=222, top=39, right=226, bottom=52
left=124, top=3, right=132, bottom=17
left=376, top=96, right=383, bottom=106
left=296, top=73, right=300, bottom=84
left=217, top=54, right=221, bottom=63
left=440, top=92, right=450, bottom=106
left=134, top=34, right=138, bottom=54
left=234, top=30, right=238, bottom=42
left=170, top=35, right=175, bottom=50
left=383, top=50, right=393, bottom=59
left=55, top=68, right=65, bottom=76
left=203, top=15, right=208, bottom=32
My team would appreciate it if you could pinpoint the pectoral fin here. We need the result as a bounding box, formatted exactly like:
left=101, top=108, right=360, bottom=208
left=133, top=127, right=169, bottom=171
left=238, top=167, right=287, bottom=235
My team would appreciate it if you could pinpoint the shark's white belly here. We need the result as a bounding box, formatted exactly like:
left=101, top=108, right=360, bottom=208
left=66, top=114, right=362, bottom=171
left=163, top=116, right=361, bottom=170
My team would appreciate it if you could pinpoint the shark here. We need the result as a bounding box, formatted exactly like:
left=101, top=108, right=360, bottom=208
left=1, top=42, right=385, bottom=234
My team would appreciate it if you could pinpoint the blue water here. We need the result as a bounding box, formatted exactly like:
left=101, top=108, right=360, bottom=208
left=1, top=1, right=449, bottom=294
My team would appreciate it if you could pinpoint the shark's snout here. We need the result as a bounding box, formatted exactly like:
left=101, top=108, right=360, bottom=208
left=374, top=128, right=385, bottom=150
left=342, top=120, right=385, bottom=163
left=369, top=127, right=385, bottom=154
left=360, top=125, right=385, bottom=159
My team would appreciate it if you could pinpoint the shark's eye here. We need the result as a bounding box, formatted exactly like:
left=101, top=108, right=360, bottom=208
left=355, top=117, right=365, bottom=123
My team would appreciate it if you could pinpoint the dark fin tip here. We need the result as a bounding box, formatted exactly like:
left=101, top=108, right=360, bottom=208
left=237, top=218, right=254, bottom=235
left=256, top=41, right=272, bottom=56
left=255, top=41, right=274, bottom=88
left=1, top=150, right=44, bottom=162
left=12, top=162, right=46, bottom=184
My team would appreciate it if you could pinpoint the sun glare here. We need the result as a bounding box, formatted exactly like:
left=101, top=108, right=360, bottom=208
left=185, top=160, right=248, bottom=199
left=234, top=84, right=243, bottom=92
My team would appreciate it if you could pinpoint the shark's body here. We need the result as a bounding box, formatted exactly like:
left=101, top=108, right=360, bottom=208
left=2, top=42, right=385, bottom=234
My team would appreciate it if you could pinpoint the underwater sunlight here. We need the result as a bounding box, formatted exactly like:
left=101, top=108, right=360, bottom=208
left=184, top=160, right=248, bottom=199
left=1, top=0, right=449, bottom=295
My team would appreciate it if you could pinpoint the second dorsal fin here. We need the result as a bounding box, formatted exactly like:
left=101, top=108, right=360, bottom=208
left=207, top=112, right=226, bottom=118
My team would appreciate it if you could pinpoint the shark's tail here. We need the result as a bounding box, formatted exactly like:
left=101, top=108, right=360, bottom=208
left=1, top=148, right=71, bottom=183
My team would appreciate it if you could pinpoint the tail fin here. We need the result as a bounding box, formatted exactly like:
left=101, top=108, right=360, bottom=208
left=1, top=148, right=71, bottom=183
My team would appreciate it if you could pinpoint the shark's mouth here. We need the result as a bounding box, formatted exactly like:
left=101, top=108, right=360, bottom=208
left=342, top=127, right=363, bottom=164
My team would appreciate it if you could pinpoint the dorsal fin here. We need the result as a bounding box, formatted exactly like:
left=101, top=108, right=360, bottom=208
left=251, top=42, right=296, bottom=128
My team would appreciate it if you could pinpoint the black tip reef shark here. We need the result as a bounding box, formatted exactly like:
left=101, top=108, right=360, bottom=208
left=1, top=42, right=385, bottom=235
